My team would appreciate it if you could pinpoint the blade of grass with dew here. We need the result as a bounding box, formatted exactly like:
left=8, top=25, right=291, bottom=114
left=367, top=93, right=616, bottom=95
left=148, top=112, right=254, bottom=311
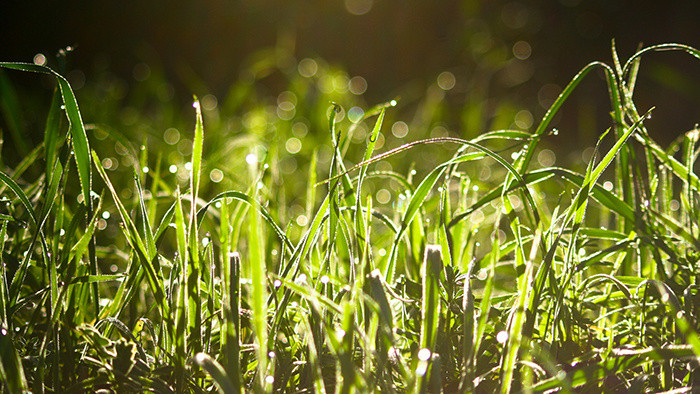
left=0, top=169, right=50, bottom=304
left=186, top=97, right=205, bottom=354
left=92, top=151, right=170, bottom=323
left=0, top=63, right=97, bottom=307
left=473, top=214, right=502, bottom=370
left=418, top=245, right=442, bottom=392
left=197, top=190, right=293, bottom=251
left=438, top=184, right=454, bottom=270
left=172, top=187, right=189, bottom=390
left=224, top=252, right=242, bottom=391
left=134, top=175, right=156, bottom=259
left=340, top=99, right=396, bottom=155
left=513, top=61, right=622, bottom=179
left=384, top=151, right=484, bottom=281
left=621, top=43, right=700, bottom=78
left=0, top=221, right=8, bottom=325
left=354, top=107, right=386, bottom=250
left=499, top=228, right=541, bottom=394
left=458, top=250, right=477, bottom=392
left=248, top=159, right=269, bottom=391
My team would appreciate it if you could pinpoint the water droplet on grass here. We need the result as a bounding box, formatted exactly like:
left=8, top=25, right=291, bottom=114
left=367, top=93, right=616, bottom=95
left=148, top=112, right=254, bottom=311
left=496, top=330, right=509, bottom=343
left=418, top=348, right=431, bottom=361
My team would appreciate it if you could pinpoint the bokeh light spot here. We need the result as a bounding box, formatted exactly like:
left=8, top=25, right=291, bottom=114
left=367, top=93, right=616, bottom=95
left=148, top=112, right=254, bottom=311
left=515, top=110, right=533, bottom=129
left=391, top=121, right=409, bottom=138
left=348, top=107, right=364, bottom=123
left=513, top=41, right=532, bottom=59
left=437, top=71, right=456, bottom=90
left=376, top=189, right=391, bottom=204
left=202, top=94, right=218, bottom=111
left=345, top=0, right=373, bottom=15
left=537, top=149, right=556, bottom=167
left=298, top=58, right=318, bottom=78
left=349, top=76, right=368, bottom=95
left=164, top=128, right=180, bottom=145
left=210, top=169, right=224, bottom=183
left=33, top=53, right=46, bottom=66
left=285, top=137, right=302, bottom=154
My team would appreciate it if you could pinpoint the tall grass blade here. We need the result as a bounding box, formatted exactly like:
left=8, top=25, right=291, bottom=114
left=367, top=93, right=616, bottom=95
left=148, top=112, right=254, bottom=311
left=418, top=245, right=442, bottom=392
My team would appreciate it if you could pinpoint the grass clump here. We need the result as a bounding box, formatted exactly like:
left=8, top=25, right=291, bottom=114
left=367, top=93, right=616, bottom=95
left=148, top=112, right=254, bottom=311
left=0, top=42, right=699, bottom=392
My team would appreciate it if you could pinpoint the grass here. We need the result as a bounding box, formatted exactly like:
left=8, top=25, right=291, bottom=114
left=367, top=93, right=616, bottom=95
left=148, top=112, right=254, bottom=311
left=0, top=41, right=699, bottom=392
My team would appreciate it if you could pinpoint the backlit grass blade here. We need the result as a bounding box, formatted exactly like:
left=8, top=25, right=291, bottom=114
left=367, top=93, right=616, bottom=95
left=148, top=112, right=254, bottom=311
left=514, top=61, right=621, bottom=174
left=355, top=107, right=386, bottom=252
left=418, top=245, right=442, bottom=392
left=92, top=150, right=170, bottom=322
left=197, top=191, right=293, bottom=251
left=385, top=150, right=492, bottom=281
left=248, top=160, right=268, bottom=391
left=633, top=131, right=700, bottom=191
left=385, top=164, right=446, bottom=281
left=499, top=228, right=540, bottom=394
left=458, top=250, right=476, bottom=392
left=193, top=353, right=237, bottom=394
left=0, top=63, right=92, bottom=223
left=473, top=215, right=502, bottom=361
left=222, top=252, right=241, bottom=391
left=0, top=221, right=8, bottom=325
left=0, top=169, right=51, bottom=304
left=173, top=188, right=189, bottom=390
left=621, top=43, right=700, bottom=78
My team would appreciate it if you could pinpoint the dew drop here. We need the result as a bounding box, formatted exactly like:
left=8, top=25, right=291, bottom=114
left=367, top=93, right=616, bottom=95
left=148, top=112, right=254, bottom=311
left=417, top=348, right=431, bottom=361
left=496, top=330, right=509, bottom=343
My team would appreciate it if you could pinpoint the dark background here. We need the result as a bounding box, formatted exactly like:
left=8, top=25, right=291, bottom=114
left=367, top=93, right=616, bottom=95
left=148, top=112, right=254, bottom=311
left=2, top=0, right=699, bottom=145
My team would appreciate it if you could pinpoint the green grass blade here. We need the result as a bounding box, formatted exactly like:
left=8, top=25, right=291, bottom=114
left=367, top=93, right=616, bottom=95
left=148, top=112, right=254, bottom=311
left=0, top=62, right=92, bottom=218
left=385, top=164, right=446, bottom=281
left=194, top=353, right=237, bottom=394
left=248, top=161, right=268, bottom=391
left=418, top=245, right=442, bottom=392
left=0, top=221, right=8, bottom=325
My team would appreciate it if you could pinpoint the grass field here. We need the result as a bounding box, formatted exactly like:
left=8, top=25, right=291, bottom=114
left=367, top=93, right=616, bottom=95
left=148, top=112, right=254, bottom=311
left=1, top=42, right=699, bottom=392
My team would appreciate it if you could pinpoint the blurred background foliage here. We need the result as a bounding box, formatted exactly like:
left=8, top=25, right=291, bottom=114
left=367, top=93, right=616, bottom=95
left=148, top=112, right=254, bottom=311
left=0, top=0, right=698, bottom=252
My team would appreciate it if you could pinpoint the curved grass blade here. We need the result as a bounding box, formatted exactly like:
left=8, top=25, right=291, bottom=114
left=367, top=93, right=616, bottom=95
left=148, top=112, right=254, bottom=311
left=193, top=353, right=237, bottom=394
left=0, top=63, right=92, bottom=218
left=197, top=190, right=293, bottom=251
left=621, top=43, right=700, bottom=78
